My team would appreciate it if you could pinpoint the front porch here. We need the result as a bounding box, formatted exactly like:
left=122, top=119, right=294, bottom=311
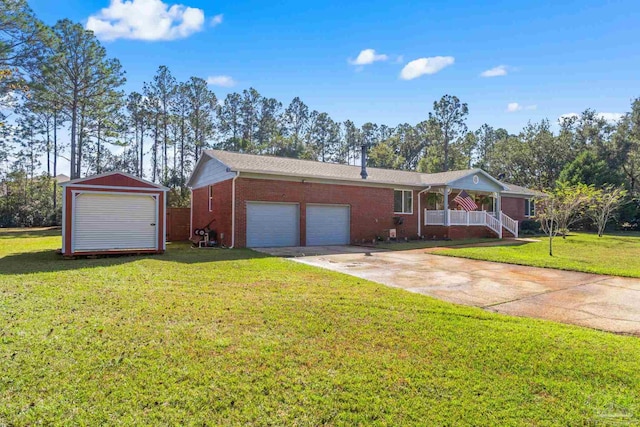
left=423, top=209, right=519, bottom=238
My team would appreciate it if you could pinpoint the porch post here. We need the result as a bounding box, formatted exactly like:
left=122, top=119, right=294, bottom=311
left=443, top=186, right=449, bottom=226
left=496, top=192, right=502, bottom=216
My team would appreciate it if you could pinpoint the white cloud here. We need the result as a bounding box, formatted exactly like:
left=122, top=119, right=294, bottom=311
left=559, top=112, right=624, bottom=123
left=399, top=56, right=455, bottom=80
left=506, top=102, right=537, bottom=112
left=480, top=65, right=508, bottom=77
left=597, top=112, right=624, bottom=122
left=207, top=75, right=236, bottom=87
left=86, top=0, right=206, bottom=41
left=507, top=102, right=522, bottom=112
left=210, top=13, right=223, bottom=26
left=349, top=49, right=388, bottom=66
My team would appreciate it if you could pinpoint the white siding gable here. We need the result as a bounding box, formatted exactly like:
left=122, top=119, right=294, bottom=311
left=189, top=154, right=236, bottom=189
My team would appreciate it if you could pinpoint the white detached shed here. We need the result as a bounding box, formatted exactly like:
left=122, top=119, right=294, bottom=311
left=60, top=172, right=168, bottom=257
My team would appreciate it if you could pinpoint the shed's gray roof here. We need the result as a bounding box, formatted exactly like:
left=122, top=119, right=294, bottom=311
left=205, top=150, right=527, bottom=193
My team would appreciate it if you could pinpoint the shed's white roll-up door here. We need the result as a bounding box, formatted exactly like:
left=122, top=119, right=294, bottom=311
left=306, top=204, right=350, bottom=246
left=246, top=202, right=299, bottom=247
left=73, top=193, right=158, bottom=251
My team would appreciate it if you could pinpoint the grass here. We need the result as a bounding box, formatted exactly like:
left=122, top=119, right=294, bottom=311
left=1, top=229, right=640, bottom=425
left=437, top=232, right=640, bottom=278
left=375, top=237, right=499, bottom=251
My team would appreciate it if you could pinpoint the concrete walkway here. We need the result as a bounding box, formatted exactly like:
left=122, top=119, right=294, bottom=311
left=257, top=246, right=640, bottom=335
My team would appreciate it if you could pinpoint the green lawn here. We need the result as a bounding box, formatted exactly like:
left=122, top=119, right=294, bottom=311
left=1, top=229, right=640, bottom=425
left=375, top=237, right=499, bottom=251
left=437, top=232, right=640, bottom=278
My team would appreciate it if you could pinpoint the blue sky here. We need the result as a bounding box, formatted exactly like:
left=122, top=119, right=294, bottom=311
left=28, top=0, right=639, bottom=133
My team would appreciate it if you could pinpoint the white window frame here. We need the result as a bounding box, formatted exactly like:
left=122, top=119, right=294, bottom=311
left=394, top=189, right=413, bottom=215
left=525, top=199, right=535, bottom=217
left=208, top=185, right=213, bottom=212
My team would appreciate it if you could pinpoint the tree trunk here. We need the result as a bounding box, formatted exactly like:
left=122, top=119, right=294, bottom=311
left=77, top=107, right=85, bottom=179
left=96, top=122, right=101, bottom=174
left=53, top=112, right=58, bottom=213
left=180, top=116, right=185, bottom=185
left=139, top=118, right=144, bottom=178
left=443, top=130, right=449, bottom=172
left=70, top=100, right=77, bottom=179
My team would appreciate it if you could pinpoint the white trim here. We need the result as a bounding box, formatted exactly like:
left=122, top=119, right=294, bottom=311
left=416, top=186, right=431, bottom=237
left=63, top=183, right=169, bottom=192
left=305, top=202, right=351, bottom=207
left=234, top=172, right=424, bottom=190
left=230, top=172, right=239, bottom=248
left=524, top=198, right=535, bottom=218
left=246, top=200, right=301, bottom=206
left=208, top=185, right=213, bottom=212
left=446, top=169, right=509, bottom=191
left=61, top=170, right=168, bottom=190
left=71, top=190, right=76, bottom=253
left=61, top=189, right=67, bottom=254
left=189, top=188, right=194, bottom=240
left=70, top=190, right=161, bottom=254
left=393, top=189, right=414, bottom=215
left=155, top=195, right=160, bottom=251
left=163, top=192, right=167, bottom=251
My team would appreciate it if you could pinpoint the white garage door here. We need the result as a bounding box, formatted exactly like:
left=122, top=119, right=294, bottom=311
left=73, top=193, right=158, bottom=252
left=306, top=204, right=350, bottom=246
left=246, top=202, right=299, bottom=247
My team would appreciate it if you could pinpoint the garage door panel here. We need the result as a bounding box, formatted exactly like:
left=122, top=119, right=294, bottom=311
left=246, top=203, right=299, bottom=247
left=73, top=193, right=157, bottom=251
left=306, top=205, right=350, bottom=246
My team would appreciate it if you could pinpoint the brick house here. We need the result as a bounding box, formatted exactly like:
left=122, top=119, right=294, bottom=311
left=187, top=150, right=540, bottom=248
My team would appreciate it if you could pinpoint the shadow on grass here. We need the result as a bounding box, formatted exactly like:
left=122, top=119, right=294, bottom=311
left=0, top=246, right=272, bottom=276
left=0, top=227, right=61, bottom=239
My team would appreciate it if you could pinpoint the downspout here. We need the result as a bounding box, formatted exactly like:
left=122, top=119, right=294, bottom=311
left=417, top=186, right=431, bottom=238
left=229, top=172, right=239, bottom=248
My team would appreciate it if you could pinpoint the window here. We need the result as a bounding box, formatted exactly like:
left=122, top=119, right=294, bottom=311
left=525, top=199, right=535, bottom=217
left=208, top=185, right=214, bottom=212
left=394, top=190, right=413, bottom=214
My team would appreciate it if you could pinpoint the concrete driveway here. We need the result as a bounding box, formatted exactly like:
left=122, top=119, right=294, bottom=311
left=256, top=246, right=640, bottom=335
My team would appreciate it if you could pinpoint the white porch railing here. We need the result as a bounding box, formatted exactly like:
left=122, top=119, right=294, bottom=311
left=500, top=212, right=519, bottom=238
left=484, top=211, right=502, bottom=238
left=469, top=211, right=486, bottom=225
left=425, top=210, right=445, bottom=225
left=424, top=209, right=518, bottom=239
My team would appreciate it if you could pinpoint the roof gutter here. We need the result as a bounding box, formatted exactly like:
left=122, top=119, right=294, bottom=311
left=417, top=186, right=432, bottom=238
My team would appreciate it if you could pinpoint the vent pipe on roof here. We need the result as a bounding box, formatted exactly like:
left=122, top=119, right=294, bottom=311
left=360, top=144, right=368, bottom=179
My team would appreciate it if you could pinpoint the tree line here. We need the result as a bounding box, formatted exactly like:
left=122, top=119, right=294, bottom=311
left=1, top=0, right=639, bottom=229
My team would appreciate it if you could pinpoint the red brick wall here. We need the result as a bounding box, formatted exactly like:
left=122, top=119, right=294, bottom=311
left=502, top=197, right=527, bottom=221
left=191, top=180, right=233, bottom=246
left=233, top=178, right=422, bottom=247
left=191, top=177, right=427, bottom=248
left=190, top=177, right=531, bottom=246
left=423, top=225, right=497, bottom=240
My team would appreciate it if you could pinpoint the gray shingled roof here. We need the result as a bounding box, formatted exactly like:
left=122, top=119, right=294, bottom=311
left=502, top=182, right=545, bottom=197
left=205, top=150, right=526, bottom=192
